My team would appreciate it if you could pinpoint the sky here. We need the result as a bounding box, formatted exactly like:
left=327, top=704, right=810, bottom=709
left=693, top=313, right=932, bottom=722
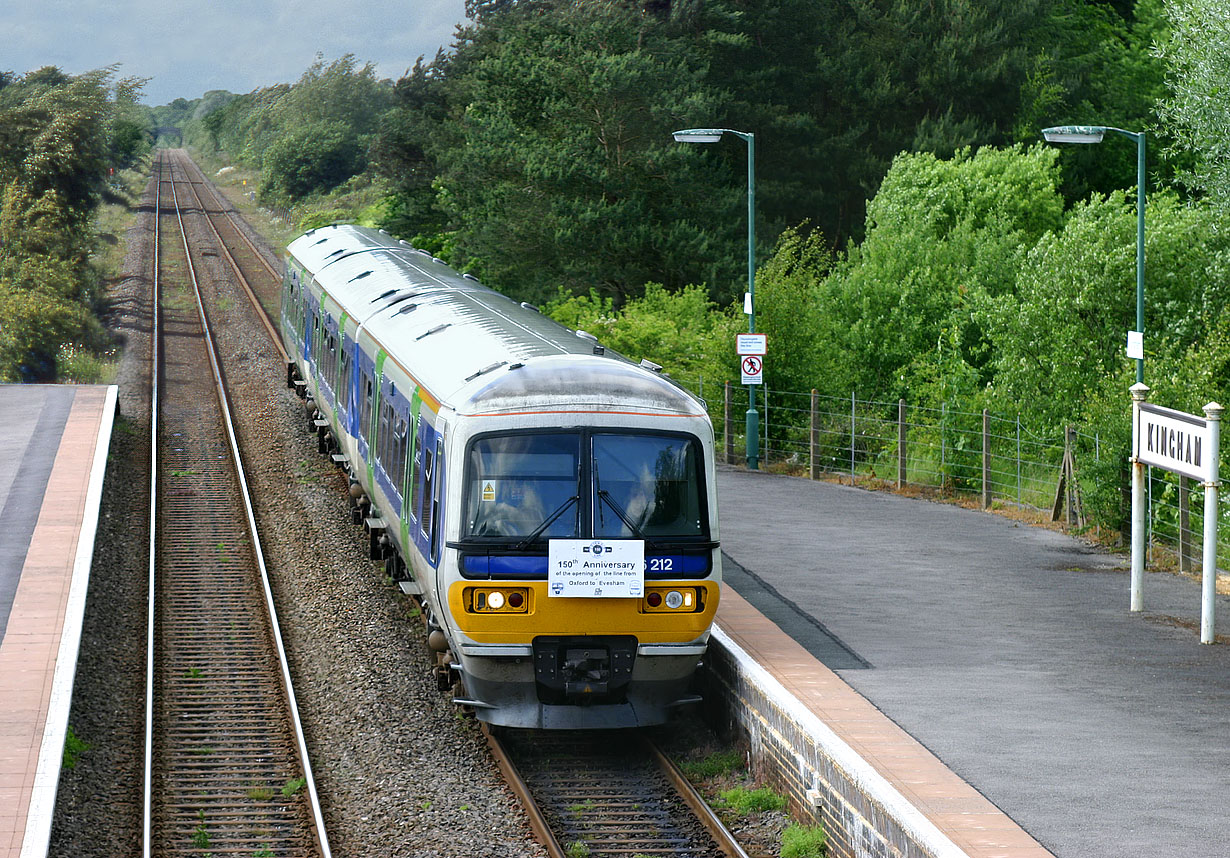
left=2, top=0, right=469, bottom=106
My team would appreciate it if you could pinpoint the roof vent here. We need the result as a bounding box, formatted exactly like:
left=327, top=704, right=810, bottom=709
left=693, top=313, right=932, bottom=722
left=395, top=302, right=419, bottom=315
left=348, top=270, right=373, bottom=282
left=640, top=359, right=663, bottom=372
left=371, top=288, right=399, bottom=302
left=463, top=273, right=480, bottom=283
left=593, top=345, right=605, bottom=355
left=432, top=257, right=446, bottom=264
left=399, top=239, right=412, bottom=247
left=415, top=249, right=432, bottom=257
left=576, top=330, right=598, bottom=342
left=312, top=237, right=329, bottom=245
left=416, top=323, right=452, bottom=341
left=325, top=248, right=347, bottom=259
left=465, top=361, right=508, bottom=382
left=520, top=301, right=540, bottom=313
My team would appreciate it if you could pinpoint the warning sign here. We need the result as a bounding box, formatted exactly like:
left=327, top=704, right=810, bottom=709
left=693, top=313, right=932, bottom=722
left=481, top=481, right=497, bottom=502
left=741, top=355, right=763, bottom=385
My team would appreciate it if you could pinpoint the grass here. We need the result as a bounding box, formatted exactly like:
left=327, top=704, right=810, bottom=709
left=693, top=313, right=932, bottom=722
left=718, top=785, right=787, bottom=815
left=681, top=749, right=744, bottom=780
left=780, top=823, right=828, bottom=857
left=63, top=725, right=90, bottom=769
left=282, top=777, right=307, bottom=798
left=247, top=786, right=275, bottom=801
left=564, top=842, right=590, bottom=858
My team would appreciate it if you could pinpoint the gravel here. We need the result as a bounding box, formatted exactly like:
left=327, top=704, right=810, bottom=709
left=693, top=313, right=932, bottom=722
left=49, top=160, right=546, bottom=858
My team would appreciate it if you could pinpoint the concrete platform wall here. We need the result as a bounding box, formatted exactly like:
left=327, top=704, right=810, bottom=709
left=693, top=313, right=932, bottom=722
left=702, top=626, right=966, bottom=858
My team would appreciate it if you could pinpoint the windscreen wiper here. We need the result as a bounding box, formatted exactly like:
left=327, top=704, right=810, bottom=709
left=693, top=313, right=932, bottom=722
left=597, top=489, right=661, bottom=551
left=515, top=495, right=579, bottom=550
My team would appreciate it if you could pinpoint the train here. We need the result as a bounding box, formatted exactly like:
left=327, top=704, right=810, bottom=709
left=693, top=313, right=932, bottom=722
left=280, top=224, right=721, bottom=729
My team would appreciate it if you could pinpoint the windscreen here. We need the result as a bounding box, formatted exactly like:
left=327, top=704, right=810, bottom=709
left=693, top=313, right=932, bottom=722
left=463, top=430, right=706, bottom=542
left=592, top=434, right=704, bottom=538
left=465, top=433, right=580, bottom=539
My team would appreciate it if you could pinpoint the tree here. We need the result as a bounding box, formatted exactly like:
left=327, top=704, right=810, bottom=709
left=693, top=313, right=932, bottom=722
left=1156, top=0, right=1230, bottom=210
left=414, top=1, right=737, bottom=303
left=807, top=144, right=1065, bottom=402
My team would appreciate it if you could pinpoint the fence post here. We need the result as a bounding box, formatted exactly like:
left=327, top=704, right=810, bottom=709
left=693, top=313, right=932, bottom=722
left=982, top=409, right=992, bottom=509
left=897, top=398, right=907, bottom=489
left=1179, top=476, right=1191, bottom=575
left=724, top=382, right=734, bottom=465
left=810, top=390, right=819, bottom=480
left=850, top=392, right=856, bottom=483
left=1016, top=416, right=1022, bottom=505
left=764, top=385, right=770, bottom=467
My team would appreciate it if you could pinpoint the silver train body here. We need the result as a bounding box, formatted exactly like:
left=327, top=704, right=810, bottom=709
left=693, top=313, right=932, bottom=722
left=281, top=224, right=721, bottom=729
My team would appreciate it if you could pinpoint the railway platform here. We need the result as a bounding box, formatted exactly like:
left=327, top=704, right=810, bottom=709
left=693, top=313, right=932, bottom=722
left=713, top=464, right=1230, bottom=857
left=0, top=385, right=116, bottom=858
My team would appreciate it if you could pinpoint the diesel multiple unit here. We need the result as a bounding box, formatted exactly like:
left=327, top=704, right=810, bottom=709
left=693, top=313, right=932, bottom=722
left=282, top=224, right=721, bottom=729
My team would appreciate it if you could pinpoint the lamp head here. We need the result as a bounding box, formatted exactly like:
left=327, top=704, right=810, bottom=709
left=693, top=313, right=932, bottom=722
left=672, top=128, right=724, bottom=144
left=1042, top=125, right=1106, bottom=144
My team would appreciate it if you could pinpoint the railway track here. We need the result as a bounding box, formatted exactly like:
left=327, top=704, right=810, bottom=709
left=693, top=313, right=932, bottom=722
left=487, top=727, right=751, bottom=858
left=144, top=150, right=754, bottom=858
left=143, top=152, right=330, bottom=857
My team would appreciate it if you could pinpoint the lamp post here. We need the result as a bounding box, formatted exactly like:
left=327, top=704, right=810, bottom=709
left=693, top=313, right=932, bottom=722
left=673, top=127, right=759, bottom=469
left=1042, top=125, right=1146, bottom=384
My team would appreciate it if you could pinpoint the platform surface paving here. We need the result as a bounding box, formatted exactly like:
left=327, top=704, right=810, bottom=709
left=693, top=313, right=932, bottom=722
left=715, top=465, right=1230, bottom=858
left=0, top=385, right=115, bottom=858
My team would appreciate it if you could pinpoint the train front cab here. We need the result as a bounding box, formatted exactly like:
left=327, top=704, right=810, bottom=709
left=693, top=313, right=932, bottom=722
left=442, top=419, right=721, bottom=729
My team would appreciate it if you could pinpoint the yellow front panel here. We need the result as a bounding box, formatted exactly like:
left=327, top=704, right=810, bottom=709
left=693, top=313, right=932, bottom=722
left=447, top=580, right=720, bottom=644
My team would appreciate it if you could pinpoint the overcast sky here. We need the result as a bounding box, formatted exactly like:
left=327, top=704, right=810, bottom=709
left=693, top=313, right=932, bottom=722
left=3, top=0, right=469, bottom=105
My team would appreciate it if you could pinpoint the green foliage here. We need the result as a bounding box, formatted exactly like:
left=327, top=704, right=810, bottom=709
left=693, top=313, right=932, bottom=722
left=63, top=725, right=90, bottom=770
left=544, top=282, right=739, bottom=388
left=282, top=777, right=307, bottom=798
left=718, top=785, right=787, bottom=815
left=260, top=120, right=362, bottom=202
left=680, top=749, right=745, bottom=780
left=981, top=191, right=1230, bottom=433
left=1157, top=0, right=1230, bottom=211
left=0, top=66, right=131, bottom=380
left=784, top=144, right=1064, bottom=403
left=780, top=823, right=828, bottom=858
left=415, top=2, right=733, bottom=303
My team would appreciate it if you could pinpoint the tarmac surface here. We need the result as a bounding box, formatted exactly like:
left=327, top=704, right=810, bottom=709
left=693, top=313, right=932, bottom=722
left=716, top=464, right=1230, bottom=858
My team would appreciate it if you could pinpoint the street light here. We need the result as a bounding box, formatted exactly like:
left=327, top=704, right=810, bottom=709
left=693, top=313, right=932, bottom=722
left=1042, top=124, right=1146, bottom=384
left=672, top=127, right=760, bottom=469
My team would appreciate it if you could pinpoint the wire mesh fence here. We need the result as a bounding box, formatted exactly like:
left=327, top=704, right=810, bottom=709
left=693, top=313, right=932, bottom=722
left=678, top=378, right=1230, bottom=576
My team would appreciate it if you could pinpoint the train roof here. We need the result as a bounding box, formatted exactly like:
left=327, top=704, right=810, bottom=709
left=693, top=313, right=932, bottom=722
left=287, top=224, right=707, bottom=419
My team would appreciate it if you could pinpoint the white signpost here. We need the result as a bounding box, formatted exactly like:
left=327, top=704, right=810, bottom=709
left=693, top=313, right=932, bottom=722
left=548, top=539, right=645, bottom=598
left=1130, top=384, right=1223, bottom=643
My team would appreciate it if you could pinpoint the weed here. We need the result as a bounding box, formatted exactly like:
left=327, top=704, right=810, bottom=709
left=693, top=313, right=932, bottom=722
left=63, top=726, right=90, bottom=769
left=192, top=810, right=210, bottom=850
left=564, top=841, right=590, bottom=858
left=170, top=469, right=198, bottom=477
left=567, top=799, right=595, bottom=814
left=681, top=749, right=744, bottom=781
left=718, top=785, right=786, bottom=815
left=184, top=667, right=203, bottom=679
left=420, top=800, right=432, bottom=810
left=282, top=777, right=307, bottom=798
left=247, top=786, right=275, bottom=801
left=253, top=846, right=274, bottom=858
left=780, top=822, right=828, bottom=858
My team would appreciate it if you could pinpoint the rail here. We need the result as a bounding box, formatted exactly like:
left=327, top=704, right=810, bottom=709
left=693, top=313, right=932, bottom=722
left=142, top=152, right=331, bottom=857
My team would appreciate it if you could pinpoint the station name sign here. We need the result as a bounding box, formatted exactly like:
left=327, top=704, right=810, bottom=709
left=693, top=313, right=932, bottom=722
left=1135, top=402, right=1212, bottom=482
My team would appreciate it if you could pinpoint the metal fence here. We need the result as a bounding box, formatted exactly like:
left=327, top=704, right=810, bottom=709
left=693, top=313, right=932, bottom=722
left=680, top=379, right=1230, bottom=577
